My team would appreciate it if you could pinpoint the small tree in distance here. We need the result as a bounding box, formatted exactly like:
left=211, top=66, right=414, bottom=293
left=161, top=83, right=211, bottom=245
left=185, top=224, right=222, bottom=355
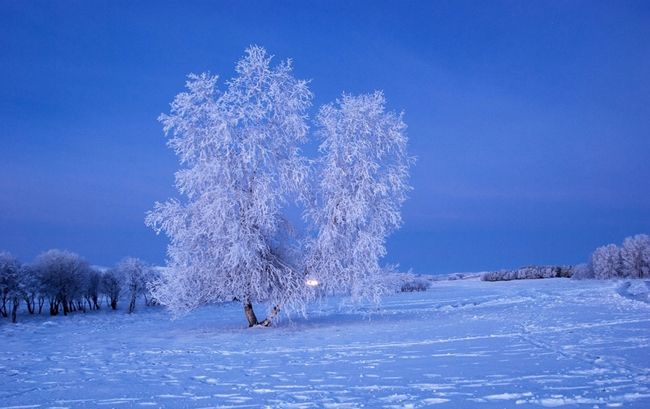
left=85, top=268, right=102, bottom=310
left=0, top=252, right=23, bottom=322
left=34, top=250, right=91, bottom=316
left=101, top=268, right=122, bottom=310
left=19, top=264, right=41, bottom=314
left=115, top=257, right=153, bottom=314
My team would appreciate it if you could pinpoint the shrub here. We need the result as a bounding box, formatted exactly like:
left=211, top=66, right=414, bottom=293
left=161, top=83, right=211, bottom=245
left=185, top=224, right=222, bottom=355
left=399, top=277, right=431, bottom=292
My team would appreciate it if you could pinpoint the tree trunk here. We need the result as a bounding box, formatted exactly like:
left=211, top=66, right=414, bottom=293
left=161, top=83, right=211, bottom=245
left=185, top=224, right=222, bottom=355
left=0, top=297, right=7, bottom=318
left=11, top=298, right=19, bottom=323
left=50, top=300, right=58, bottom=316
left=244, top=302, right=258, bottom=327
left=128, top=295, right=136, bottom=314
left=259, top=305, right=280, bottom=327
left=25, top=296, right=34, bottom=314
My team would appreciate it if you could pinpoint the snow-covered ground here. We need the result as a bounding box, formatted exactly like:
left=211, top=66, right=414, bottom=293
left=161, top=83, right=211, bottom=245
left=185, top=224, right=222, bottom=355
left=2, top=278, right=650, bottom=408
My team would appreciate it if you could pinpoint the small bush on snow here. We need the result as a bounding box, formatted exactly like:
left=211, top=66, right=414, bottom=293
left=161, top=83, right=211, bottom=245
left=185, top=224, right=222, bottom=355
left=391, top=271, right=430, bottom=292
left=399, top=277, right=431, bottom=292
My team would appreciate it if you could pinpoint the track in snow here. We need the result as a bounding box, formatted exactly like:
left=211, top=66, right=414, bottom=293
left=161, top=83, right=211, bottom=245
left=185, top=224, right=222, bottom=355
left=1, top=278, right=649, bottom=408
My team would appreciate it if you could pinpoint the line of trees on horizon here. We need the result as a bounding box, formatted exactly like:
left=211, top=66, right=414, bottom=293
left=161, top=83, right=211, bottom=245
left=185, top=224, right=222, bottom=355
left=481, top=265, right=574, bottom=282
left=474, top=233, right=649, bottom=283
left=0, top=250, right=159, bottom=323
left=572, top=234, right=650, bottom=280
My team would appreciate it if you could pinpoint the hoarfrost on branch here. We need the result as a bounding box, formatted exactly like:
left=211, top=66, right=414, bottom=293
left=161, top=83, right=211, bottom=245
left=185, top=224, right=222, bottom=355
left=146, top=46, right=313, bottom=325
left=305, top=92, right=414, bottom=305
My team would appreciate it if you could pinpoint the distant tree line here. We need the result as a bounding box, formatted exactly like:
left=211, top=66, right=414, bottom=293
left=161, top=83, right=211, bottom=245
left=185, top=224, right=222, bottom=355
left=0, top=250, right=159, bottom=323
left=481, top=265, right=574, bottom=282
left=480, top=233, right=650, bottom=282
left=572, top=234, right=650, bottom=280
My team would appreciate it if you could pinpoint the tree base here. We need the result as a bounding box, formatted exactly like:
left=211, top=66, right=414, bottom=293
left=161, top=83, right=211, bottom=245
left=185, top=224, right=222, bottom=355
left=244, top=302, right=258, bottom=327
left=244, top=303, right=280, bottom=327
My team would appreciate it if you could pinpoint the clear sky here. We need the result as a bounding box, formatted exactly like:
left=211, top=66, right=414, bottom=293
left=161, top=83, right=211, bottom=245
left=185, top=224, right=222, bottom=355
left=1, top=1, right=649, bottom=274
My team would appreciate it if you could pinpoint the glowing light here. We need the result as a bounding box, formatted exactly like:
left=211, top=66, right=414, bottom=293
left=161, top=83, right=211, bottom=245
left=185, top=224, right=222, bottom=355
left=306, top=279, right=319, bottom=287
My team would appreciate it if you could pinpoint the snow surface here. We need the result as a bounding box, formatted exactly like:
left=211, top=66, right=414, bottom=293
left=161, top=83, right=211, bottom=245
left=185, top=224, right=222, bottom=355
left=2, top=278, right=650, bottom=408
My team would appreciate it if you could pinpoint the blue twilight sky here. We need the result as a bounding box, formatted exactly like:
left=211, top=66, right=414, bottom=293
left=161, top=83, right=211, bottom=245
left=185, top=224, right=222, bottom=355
left=1, top=1, right=649, bottom=274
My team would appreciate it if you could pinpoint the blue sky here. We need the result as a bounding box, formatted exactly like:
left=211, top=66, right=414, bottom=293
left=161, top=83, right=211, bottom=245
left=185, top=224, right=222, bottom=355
left=1, top=1, right=648, bottom=273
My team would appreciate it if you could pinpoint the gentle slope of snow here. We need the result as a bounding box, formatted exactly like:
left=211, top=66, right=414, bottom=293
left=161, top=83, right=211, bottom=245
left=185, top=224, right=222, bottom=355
left=1, top=278, right=650, bottom=408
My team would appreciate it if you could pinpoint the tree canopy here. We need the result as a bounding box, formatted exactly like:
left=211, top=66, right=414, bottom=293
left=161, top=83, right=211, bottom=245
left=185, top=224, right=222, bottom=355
left=147, top=46, right=413, bottom=326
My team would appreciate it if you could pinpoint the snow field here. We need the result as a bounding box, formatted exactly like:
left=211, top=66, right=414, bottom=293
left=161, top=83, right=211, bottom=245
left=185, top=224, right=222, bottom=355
left=1, top=278, right=650, bottom=408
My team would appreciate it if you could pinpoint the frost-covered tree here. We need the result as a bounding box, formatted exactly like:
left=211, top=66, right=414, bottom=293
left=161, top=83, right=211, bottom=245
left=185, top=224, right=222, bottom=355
left=85, top=268, right=102, bottom=310
left=144, top=268, right=162, bottom=306
left=398, top=273, right=431, bottom=292
left=570, top=263, right=594, bottom=280
left=0, top=252, right=23, bottom=322
left=147, top=46, right=313, bottom=326
left=115, top=257, right=153, bottom=314
left=305, top=92, right=414, bottom=304
left=35, top=250, right=91, bottom=316
left=620, top=234, right=650, bottom=279
left=481, top=265, right=572, bottom=281
left=18, top=264, right=41, bottom=314
left=100, top=268, right=122, bottom=310
left=589, top=244, right=622, bottom=279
